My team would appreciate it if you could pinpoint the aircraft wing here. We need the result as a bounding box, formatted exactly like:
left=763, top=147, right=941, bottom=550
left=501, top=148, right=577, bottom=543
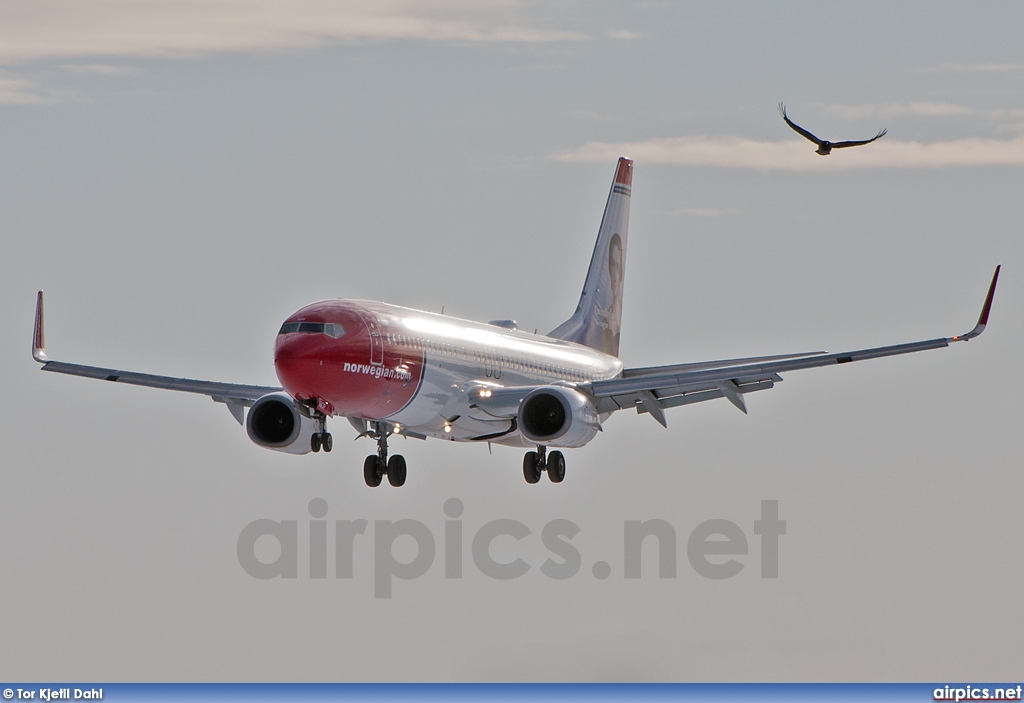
left=585, top=267, right=1000, bottom=427
left=32, top=292, right=281, bottom=424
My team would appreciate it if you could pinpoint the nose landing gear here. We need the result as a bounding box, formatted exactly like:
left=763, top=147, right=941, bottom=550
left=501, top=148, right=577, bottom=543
left=310, top=411, right=332, bottom=453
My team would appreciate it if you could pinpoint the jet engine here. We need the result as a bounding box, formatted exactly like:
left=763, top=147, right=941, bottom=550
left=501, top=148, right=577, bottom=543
left=245, top=392, right=318, bottom=454
left=517, top=386, right=601, bottom=448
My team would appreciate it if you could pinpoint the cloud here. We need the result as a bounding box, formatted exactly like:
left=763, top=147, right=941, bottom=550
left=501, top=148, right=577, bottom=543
left=555, top=135, right=1024, bottom=171
left=918, top=62, right=1024, bottom=74
left=0, top=1, right=585, bottom=65
left=0, top=70, right=47, bottom=104
left=62, top=63, right=143, bottom=76
left=822, top=102, right=973, bottom=120
left=608, top=29, right=642, bottom=40
left=989, top=108, right=1024, bottom=121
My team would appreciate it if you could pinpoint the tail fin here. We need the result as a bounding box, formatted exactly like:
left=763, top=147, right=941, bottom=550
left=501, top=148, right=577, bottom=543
left=549, top=157, right=632, bottom=357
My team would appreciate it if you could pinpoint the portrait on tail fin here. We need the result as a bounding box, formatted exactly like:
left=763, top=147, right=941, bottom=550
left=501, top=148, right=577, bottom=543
left=596, top=232, right=624, bottom=355
left=549, top=157, right=632, bottom=357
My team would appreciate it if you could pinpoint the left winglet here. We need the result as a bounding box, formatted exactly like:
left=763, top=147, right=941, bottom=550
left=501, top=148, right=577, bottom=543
left=950, top=265, right=1000, bottom=342
left=32, top=290, right=47, bottom=363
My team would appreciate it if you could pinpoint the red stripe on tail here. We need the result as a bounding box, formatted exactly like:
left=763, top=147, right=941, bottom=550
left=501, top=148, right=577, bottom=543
left=615, top=158, right=633, bottom=187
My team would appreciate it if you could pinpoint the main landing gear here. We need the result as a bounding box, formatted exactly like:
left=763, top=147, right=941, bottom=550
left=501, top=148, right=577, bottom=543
left=306, top=409, right=406, bottom=487
left=362, top=421, right=407, bottom=488
left=523, top=446, right=565, bottom=484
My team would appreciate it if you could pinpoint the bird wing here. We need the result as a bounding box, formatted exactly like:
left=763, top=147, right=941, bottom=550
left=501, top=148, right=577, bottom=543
left=831, top=129, right=888, bottom=149
left=778, top=102, right=824, bottom=145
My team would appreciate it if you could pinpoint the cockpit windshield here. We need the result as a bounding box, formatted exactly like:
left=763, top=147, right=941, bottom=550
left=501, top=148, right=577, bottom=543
left=278, top=321, right=345, bottom=338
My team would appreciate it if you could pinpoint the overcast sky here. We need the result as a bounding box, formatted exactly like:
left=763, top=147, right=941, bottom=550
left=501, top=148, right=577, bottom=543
left=1, top=0, right=1021, bottom=682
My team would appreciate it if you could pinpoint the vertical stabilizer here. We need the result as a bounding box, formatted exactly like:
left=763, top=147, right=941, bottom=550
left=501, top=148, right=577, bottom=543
left=549, top=157, right=632, bottom=357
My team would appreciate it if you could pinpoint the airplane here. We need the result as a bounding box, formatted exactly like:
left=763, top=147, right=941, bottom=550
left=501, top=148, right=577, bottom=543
left=32, top=157, right=1000, bottom=487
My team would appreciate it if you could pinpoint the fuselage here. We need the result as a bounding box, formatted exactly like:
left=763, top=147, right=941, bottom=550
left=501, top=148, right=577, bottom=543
left=274, top=300, right=624, bottom=445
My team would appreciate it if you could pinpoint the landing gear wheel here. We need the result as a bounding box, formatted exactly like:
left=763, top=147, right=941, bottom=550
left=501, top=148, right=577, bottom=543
left=387, top=455, right=407, bottom=487
left=311, top=433, right=322, bottom=453
left=322, top=432, right=333, bottom=452
left=547, top=451, right=565, bottom=483
left=363, top=455, right=383, bottom=487
left=523, top=451, right=542, bottom=484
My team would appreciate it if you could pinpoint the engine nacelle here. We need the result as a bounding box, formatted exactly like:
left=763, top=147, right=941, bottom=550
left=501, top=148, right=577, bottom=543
left=517, top=386, right=601, bottom=448
left=245, top=392, right=318, bottom=455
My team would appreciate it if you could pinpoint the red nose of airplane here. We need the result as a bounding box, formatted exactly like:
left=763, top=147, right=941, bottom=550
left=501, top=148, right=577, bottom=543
left=274, top=304, right=370, bottom=405
left=273, top=302, right=423, bottom=420
left=274, top=332, right=324, bottom=400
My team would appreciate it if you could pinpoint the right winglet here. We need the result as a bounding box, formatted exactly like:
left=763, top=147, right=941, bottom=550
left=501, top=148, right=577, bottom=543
left=32, top=290, right=47, bottom=363
left=951, top=265, right=1000, bottom=342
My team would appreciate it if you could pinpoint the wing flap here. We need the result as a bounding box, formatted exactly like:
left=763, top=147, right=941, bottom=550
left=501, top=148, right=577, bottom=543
left=588, top=338, right=950, bottom=402
left=596, top=377, right=779, bottom=416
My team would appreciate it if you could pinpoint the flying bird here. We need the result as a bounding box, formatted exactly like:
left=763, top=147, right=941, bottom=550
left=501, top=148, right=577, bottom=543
left=778, top=103, right=887, bottom=155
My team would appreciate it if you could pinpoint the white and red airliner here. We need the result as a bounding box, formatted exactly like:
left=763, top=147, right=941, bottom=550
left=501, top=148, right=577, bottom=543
left=33, top=158, right=999, bottom=487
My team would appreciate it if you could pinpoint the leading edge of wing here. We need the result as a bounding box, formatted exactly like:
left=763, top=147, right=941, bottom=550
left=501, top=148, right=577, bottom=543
left=39, top=361, right=282, bottom=404
left=588, top=266, right=1000, bottom=400
left=778, top=102, right=823, bottom=144
left=32, top=291, right=282, bottom=404
left=621, top=350, right=830, bottom=379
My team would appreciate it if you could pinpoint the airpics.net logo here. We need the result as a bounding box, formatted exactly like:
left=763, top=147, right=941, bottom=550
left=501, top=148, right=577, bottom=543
left=236, top=499, right=786, bottom=598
